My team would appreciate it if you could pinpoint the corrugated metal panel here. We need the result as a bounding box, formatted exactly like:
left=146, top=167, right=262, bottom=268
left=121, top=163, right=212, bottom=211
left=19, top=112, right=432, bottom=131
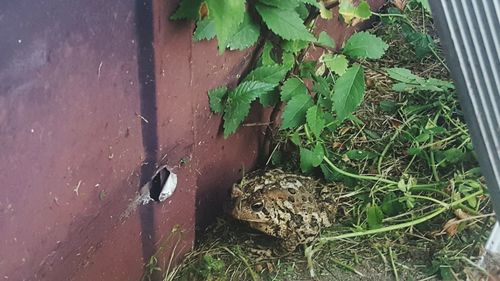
left=430, top=0, right=500, bottom=254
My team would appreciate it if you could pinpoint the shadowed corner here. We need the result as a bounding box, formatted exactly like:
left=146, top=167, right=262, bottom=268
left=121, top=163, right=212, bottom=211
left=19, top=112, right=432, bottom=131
left=134, top=0, right=160, bottom=280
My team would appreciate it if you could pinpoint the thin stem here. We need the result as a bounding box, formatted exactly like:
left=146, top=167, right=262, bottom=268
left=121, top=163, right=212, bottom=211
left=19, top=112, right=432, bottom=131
left=323, top=156, right=396, bottom=185
left=389, top=247, right=400, bottom=281
left=429, top=113, right=441, bottom=182
left=319, top=190, right=482, bottom=242
left=323, top=156, right=446, bottom=188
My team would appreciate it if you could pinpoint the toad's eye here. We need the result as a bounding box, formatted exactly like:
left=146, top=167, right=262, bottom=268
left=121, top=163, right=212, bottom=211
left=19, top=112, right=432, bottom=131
left=251, top=201, right=264, bottom=212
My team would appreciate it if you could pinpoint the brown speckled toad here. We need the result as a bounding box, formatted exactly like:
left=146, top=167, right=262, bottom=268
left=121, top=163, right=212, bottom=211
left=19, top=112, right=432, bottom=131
left=230, top=169, right=337, bottom=252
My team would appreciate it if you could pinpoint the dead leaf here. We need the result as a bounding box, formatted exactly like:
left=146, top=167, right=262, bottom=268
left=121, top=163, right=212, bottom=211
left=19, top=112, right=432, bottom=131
left=454, top=209, right=471, bottom=220
left=332, top=142, right=343, bottom=150
left=199, top=2, right=208, bottom=19
left=443, top=218, right=459, bottom=236
left=393, top=0, right=407, bottom=11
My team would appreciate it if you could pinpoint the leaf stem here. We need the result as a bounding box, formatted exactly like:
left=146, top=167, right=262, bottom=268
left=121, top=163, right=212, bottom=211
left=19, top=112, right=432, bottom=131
left=323, top=156, right=446, bottom=188
left=323, top=156, right=396, bottom=184
left=319, top=190, right=482, bottom=242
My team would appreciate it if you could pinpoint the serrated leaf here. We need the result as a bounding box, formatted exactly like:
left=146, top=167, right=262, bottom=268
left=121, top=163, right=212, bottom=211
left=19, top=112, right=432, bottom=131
left=281, top=77, right=307, bottom=102
left=208, top=86, right=228, bottom=113
left=386, top=67, right=454, bottom=92
left=386, top=67, right=424, bottom=84
left=171, top=0, right=203, bottom=20
left=259, top=90, right=280, bottom=107
left=295, top=3, right=309, bottom=20
left=258, top=0, right=300, bottom=9
left=306, top=106, right=326, bottom=138
left=281, top=94, right=313, bottom=129
left=206, top=0, right=246, bottom=53
left=256, top=3, right=316, bottom=41
left=339, top=0, right=371, bottom=24
left=282, top=40, right=309, bottom=54
left=300, top=143, right=324, bottom=172
left=244, top=64, right=289, bottom=85
left=322, top=54, right=348, bottom=76
left=366, top=203, right=384, bottom=229
left=223, top=81, right=275, bottom=137
left=317, top=31, right=335, bottom=48
left=332, top=64, right=365, bottom=121
left=260, top=41, right=277, bottom=65
left=227, top=13, right=260, bottom=50
left=300, top=0, right=320, bottom=8
left=343, top=32, right=388, bottom=59
left=386, top=67, right=423, bottom=83
left=193, top=18, right=216, bottom=41
left=299, top=61, right=317, bottom=78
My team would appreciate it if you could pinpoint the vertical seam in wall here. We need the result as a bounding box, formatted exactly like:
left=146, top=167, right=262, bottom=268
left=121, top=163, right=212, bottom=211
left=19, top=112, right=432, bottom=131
left=135, top=0, right=159, bottom=279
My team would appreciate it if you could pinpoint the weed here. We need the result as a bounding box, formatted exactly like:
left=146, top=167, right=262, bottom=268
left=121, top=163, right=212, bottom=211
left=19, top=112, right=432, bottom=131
left=161, top=0, right=495, bottom=280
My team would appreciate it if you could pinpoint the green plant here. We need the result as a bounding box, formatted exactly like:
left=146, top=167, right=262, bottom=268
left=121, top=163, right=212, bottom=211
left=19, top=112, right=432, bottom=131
left=169, top=1, right=492, bottom=279
left=172, top=0, right=386, bottom=139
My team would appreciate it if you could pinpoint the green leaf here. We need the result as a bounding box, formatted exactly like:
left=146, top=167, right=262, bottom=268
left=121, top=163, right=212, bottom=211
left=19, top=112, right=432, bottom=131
left=281, top=94, right=313, bottom=129
left=223, top=81, right=275, bottom=138
left=381, top=192, right=400, bottom=216
left=408, top=147, right=423, bottom=156
left=306, top=106, right=326, bottom=138
left=244, top=64, right=289, bottom=85
left=345, top=149, right=377, bottom=160
left=322, top=54, right=348, bottom=76
left=171, top=0, right=203, bottom=20
left=299, top=61, right=317, bottom=78
left=343, top=32, right=388, bottom=59
left=205, top=0, right=246, bottom=53
left=339, top=0, right=371, bottom=24
left=300, top=0, right=320, bottom=8
left=260, top=41, right=276, bottom=66
left=366, top=203, right=384, bottom=229
left=386, top=67, right=423, bottom=83
left=290, top=130, right=301, bottom=145
left=281, top=78, right=307, bottom=102
left=402, top=24, right=435, bottom=58
left=443, top=148, right=465, bottom=164
left=313, top=76, right=333, bottom=109
left=258, top=0, right=300, bottom=9
left=227, top=13, right=260, bottom=50
left=386, top=67, right=454, bottom=92
left=208, top=86, right=228, bottom=113
left=317, top=32, right=335, bottom=49
left=300, top=143, right=324, bottom=172
left=415, top=0, right=431, bottom=14
left=332, top=64, right=365, bottom=122
left=282, top=40, right=309, bottom=55
left=295, top=3, right=310, bottom=20
left=318, top=1, right=333, bottom=19
left=379, top=100, right=399, bottom=113
left=259, top=90, right=280, bottom=107
left=256, top=3, right=316, bottom=41
left=193, top=18, right=216, bottom=41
